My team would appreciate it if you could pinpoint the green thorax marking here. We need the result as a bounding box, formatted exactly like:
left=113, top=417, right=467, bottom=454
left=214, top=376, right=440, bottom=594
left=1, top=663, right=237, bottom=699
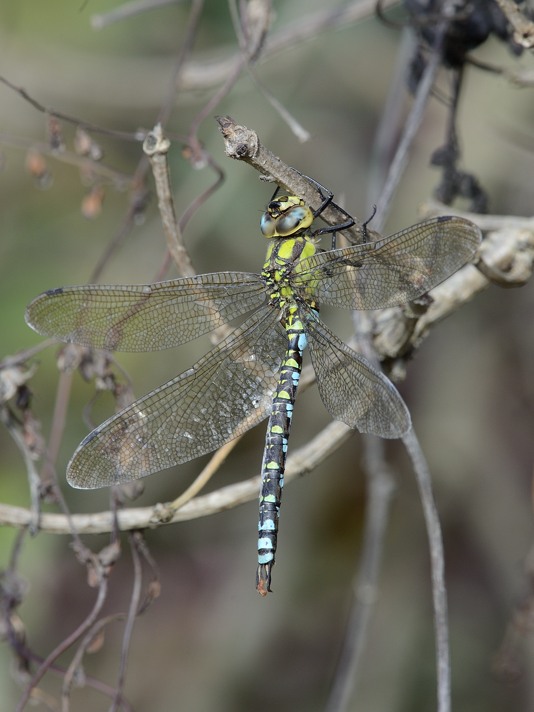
left=259, top=195, right=320, bottom=313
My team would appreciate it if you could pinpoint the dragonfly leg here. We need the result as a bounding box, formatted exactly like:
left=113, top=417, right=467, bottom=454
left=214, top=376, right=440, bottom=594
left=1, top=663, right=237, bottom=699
left=302, top=174, right=356, bottom=246
left=361, top=204, right=377, bottom=243
left=293, top=169, right=356, bottom=230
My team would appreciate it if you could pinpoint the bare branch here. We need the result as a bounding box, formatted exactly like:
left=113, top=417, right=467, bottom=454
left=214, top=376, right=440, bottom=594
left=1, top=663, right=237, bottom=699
left=143, top=125, right=195, bottom=277
left=495, top=0, right=534, bottom=48
left=0, top=421, right=352, bottom=535
left=92, top=0, right=182, bottom=30
left=176, top=0, right=400, bottom=92
left=403, top=430, right=450, bottom=712
left=15, top=570, right=110, bottom=712
left=0, top=76, right=141, bottom=143
left=371, top=10, right=449, bottom=231
left=111, top=533, right=143, bottom=712
left=325, top=437, right=396, bottom=712
left=216, top=115, right=374, bottom=241
left=373, top=224, right=534, bottom=360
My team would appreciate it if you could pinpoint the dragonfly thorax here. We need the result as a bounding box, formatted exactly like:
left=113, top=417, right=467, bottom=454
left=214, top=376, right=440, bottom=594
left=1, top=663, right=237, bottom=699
left=260, top=195, right=314, bottom=238
left=261, top=235, right=319, bottom=313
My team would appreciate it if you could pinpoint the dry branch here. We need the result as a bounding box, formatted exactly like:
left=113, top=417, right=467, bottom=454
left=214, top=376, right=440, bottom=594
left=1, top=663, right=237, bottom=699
left=0, top=422, right=352, bottom=535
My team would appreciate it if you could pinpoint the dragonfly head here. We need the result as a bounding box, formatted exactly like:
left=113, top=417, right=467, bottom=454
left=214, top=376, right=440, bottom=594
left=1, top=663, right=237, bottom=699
left=260, top=195, right=314, bottom=238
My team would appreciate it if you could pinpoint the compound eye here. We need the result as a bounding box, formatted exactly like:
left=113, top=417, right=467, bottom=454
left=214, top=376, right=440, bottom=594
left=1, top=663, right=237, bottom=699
left=260, top=212, right=276, bottom=237
left=276, top=206, right=308, bottom=236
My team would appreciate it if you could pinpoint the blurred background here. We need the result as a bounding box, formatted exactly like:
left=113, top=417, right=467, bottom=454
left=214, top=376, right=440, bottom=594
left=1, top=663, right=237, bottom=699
left=1, top=1, right=533, bottom=710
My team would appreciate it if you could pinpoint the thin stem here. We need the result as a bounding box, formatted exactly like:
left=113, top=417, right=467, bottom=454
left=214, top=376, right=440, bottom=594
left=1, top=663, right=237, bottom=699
left=156, top=0, right=205, bottom=128
left=111, top=534, right=143, bottom=712
left=216, top=115, right=374, bottom=242
left=92, top=0, right=181, bottom=29
left=16, top=574, right=109, bottom=712
left=0, top=421, right=353, bottom=535
left=372, top=38, right=443, bottom=231
left=143, top=125, right=195, bottom=277
left=402, top=429, right=450, bottom=712
left=40, top=368, right=73, bottom=486
left=325, top=437, right=396, bottom=712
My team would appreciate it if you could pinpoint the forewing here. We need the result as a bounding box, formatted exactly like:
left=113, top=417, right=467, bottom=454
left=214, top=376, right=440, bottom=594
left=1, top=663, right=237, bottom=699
left=25, top=272, right=265, bottom=351
left=303, top=310, right=410, bottom=439
left=67, top=306, right=285, bottom=488
left=293, top=216, right=481, bottom=309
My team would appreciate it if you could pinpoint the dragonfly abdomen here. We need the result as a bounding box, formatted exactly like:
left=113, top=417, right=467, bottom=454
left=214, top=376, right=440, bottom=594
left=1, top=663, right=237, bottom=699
left=256, top=309, right=307, bottom=595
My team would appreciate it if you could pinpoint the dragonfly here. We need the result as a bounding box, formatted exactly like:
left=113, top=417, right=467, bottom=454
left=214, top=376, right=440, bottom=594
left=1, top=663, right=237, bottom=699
left=25, top=178, right=481, bottom=595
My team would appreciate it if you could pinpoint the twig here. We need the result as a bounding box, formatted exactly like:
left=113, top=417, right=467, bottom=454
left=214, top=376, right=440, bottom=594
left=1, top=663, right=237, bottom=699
left=372, top=17, right=445, bottom=231
left=0, top=406, right=41, bottom=534
left=325, top=437, right=396, bottom=712
left=402, top=429, right=450, bottom=712
left=216, top=115, right=374, bottom=241
left=16, top=571, right=109, bottom=712
left=0, top=133, right=132, bottom=187
left=169, top=437, right=242, bottom=510
left=92, top=1, right=217, bottom=284
left=0, top=76, right=141, bottom=143
left=421, top=201, right=534, bottom=231
left=176, top=156, right=225, bottom=235
left=111, top=533, right=143, bottom=712
left=1, top=529, right=31, bottom=671
left=89, top=199, right=142, bottom=282
left=143, top=125, right=195, bottom=277
left=495, top=0, right=534, bottom=48
left=370, top=219, right=534, bottom=362
left=230, top=0, right=311, bottom=142
left=39, top=369, right=73, bottom=488
left=367, top=29, right=418, bottom=208
left=156, top=0, right=206, bottom=129
left=0, top=421, right=353, bottom=535
left=132, top=532, right=161, bottom=614
left=173, top=0, right=399, bottom=92
left=92, top=0, right=181, bottom=29
left=61, top=613, right=129, bottom=712
left=186, top=37, right=250, bottom=151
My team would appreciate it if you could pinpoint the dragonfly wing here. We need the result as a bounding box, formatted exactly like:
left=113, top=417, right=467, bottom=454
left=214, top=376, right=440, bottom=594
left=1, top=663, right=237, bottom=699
left=26, top=272, right=265, bottom=351
left=303, top=309, right=411, bottom=439
left=67, top=306, right=286, bottom=488
left=294, top=216, right=481, bottom=310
